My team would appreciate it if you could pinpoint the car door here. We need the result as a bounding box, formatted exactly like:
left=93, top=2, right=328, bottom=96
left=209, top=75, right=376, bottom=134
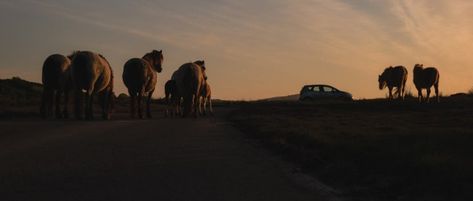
left=322, top=86, right=337, bottom=99
left=311, top=85, right=322, bottom=99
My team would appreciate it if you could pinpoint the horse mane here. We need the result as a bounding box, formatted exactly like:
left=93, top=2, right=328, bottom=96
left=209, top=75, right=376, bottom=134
left=380, top=66, right=393, bottom=79
left=142, top=49, right=163, bottom=60
left=67, top=50, right=81, bottom=60
left=194, top=60, right=205, bottom=70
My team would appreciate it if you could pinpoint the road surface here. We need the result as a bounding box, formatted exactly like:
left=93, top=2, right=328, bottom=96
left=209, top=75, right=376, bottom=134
left=0, top=112, right=325, bottom=201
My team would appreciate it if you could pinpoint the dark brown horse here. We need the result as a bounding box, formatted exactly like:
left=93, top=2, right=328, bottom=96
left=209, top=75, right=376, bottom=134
left=171, top=60, right=206, bottom=117
left=123, top=50, right=163, bottom=118
left=70, top=51, right=114, bottom=120
left=413, top=64, right=440, bottom=103
left=378, top=66, right=408, bottom=100
left=40, top=54, right=71, bottom=119
left=164, top=79, right=180, bottom=117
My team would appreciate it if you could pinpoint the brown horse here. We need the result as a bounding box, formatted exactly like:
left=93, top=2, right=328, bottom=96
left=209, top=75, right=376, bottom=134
left=171, top=60, right=206, bottom=117
left=164, top=79, right=181, bottom=117
left=123, top=50, right=163, bottom=118
left=413, top=64, right=440, bottom=103
left=40, top=54, right=72, bottom=119
left=70, top=51, right=114, bottom=120
left=378, top=66, right=408, bottom=100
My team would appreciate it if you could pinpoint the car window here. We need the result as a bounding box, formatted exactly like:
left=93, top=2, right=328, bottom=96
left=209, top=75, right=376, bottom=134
left=323, top=86, right=335, bottom=92
left=312, top=86, right=321, bottom=92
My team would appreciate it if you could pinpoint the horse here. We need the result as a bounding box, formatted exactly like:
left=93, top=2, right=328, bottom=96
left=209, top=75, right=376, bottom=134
left=413, top=64, right=440, bottom=103
left=122, top=50, right=163, bottom=118
left=171, top=60, right=206, bottom=117
left=40, top=54, right=72, bottom=119
left=164, top=80, right=181, bottom=117
left=378, top=65, right=408, bottom=100
left=70, top=51, right=114, bottom=120
left=199, top=80, right=213, bottom=116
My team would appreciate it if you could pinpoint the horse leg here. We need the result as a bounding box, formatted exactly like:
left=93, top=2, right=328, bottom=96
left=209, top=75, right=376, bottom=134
left=426, top=88, right=431, bottom=103
left=74, top=90, right=83, bottom=120
left=202, top=97, right=207, bottom=116
left=63, top=89, right=69, bottom=119
left=193, top=94, right=199, bottom=118
left=55, top=90, right=63, bottom=119
left=388, top=87, right=393, bottom=100
left=40, top=88, right=50, bottom=119
left=416, top=88, right=422, bottom=103
left=434, top=82, right=439, bottom=103
left=100, top=91, right=110, bottom=120
left=209, top=95, right=214, bottom=116
left=164, top=93, right=169, bottom=117
left=137, top=93, right=143, bottom=119
left=128, top=90, right=135, bottom=118
left=146, top=90, right=154, bottom=118
left=85, top=92, right=94, bottom=120
left=45, top=90, right=54, bottom=118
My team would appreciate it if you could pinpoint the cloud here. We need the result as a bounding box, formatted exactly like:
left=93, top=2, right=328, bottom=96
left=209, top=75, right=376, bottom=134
left=2, top=0, right=473, bottom=99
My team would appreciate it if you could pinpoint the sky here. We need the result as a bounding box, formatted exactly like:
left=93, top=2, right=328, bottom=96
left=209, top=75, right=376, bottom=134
left=1, top=0, right=473, bottom=100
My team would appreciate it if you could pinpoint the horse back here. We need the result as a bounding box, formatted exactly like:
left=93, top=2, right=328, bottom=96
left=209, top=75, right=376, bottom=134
left=123, top=58, right=155, bottom=93
left=42, top=54, right=71, bottom=89
left=71, top=51, right=111, bottom=92
left=414, top=67, right=439, bottom=88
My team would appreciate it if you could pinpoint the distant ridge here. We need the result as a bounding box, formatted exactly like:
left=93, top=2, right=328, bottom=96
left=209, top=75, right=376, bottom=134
left=259, top=94, right=299, bottom=101
left=0, top=77, right=43, bottom=105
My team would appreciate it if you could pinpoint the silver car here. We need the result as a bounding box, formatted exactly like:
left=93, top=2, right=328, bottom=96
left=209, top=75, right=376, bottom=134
left=299, top=84, right=352, bottom=101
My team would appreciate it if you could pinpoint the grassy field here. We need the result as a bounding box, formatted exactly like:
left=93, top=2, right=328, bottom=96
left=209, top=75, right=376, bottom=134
left=228, top=98, right=473, bottom=201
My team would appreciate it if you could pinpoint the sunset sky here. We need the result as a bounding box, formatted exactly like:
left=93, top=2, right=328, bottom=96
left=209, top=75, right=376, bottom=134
left=1, top=0, right=473, bottom=100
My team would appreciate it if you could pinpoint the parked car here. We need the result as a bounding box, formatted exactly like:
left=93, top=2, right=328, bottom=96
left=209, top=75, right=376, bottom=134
left=299, top=84, right=352, bottom=101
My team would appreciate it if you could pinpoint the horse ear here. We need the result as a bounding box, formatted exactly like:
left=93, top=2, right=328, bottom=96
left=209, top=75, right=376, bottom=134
left=159, top=50, right=162, bottom=53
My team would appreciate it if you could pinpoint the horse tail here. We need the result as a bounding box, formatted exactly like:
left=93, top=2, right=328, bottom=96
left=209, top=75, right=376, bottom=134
left=71, top=52, right=95, bottom=91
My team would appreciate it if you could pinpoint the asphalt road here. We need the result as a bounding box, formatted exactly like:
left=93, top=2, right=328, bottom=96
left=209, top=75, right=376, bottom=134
left=0, top=112, right=322, bottom=201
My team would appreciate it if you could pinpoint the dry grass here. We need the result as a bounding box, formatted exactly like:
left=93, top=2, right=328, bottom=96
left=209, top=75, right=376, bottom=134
left=229, top=98, right=473, bottom=201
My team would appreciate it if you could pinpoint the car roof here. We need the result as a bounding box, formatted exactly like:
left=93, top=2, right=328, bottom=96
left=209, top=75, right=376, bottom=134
left=303, top=84, right=337, bottom=88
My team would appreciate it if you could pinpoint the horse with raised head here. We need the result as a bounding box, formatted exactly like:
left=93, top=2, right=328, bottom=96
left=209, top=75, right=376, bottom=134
left=378, top=65, right=408, bottom=100
left=171, top=60, right=206, bottom=117
left=413, top=64, right=440, bottom=103
left=40, top=54, right=72, bottom=119
left=123, top=50, right=163, bottom=118
left=70, top=51, right=114, bottom=120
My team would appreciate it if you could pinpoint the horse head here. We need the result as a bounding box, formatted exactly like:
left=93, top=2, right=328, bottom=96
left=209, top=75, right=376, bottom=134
left=378, top=66, right=392, bottom=90
left=144, top=50, right=163, bottom=73
left=194, top=60, right=207, bottom=80
left=413, top=64, right=424, bottom=74
left=378, top=74, right=386, bottom=89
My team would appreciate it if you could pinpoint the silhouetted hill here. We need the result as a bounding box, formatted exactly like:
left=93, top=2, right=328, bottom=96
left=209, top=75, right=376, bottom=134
left=0, top=77, right=42, bottom=106
left=260, top=94, right=299, bottom=101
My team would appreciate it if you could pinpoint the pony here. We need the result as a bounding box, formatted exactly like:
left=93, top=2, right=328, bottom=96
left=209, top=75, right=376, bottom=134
left=413, top=64, right=440, bottom=103
left=199, top=80, right=213, bottom=116
left=123, top=50, right=163, bottom=118
left=164, top=80, right=181, bottom=117
left=378, top=66, right=408, bottom=100
left=40, top=54, right=72, bottom=119
left=171, top=60, right=206, bottom=117
left=70, top=51, right=114, bottom=120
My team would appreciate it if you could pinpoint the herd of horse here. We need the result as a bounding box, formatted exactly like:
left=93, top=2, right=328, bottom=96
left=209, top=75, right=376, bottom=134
left=378, top=64, right=440, bottom=102
left=40, top=50, right=213, bottom=120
